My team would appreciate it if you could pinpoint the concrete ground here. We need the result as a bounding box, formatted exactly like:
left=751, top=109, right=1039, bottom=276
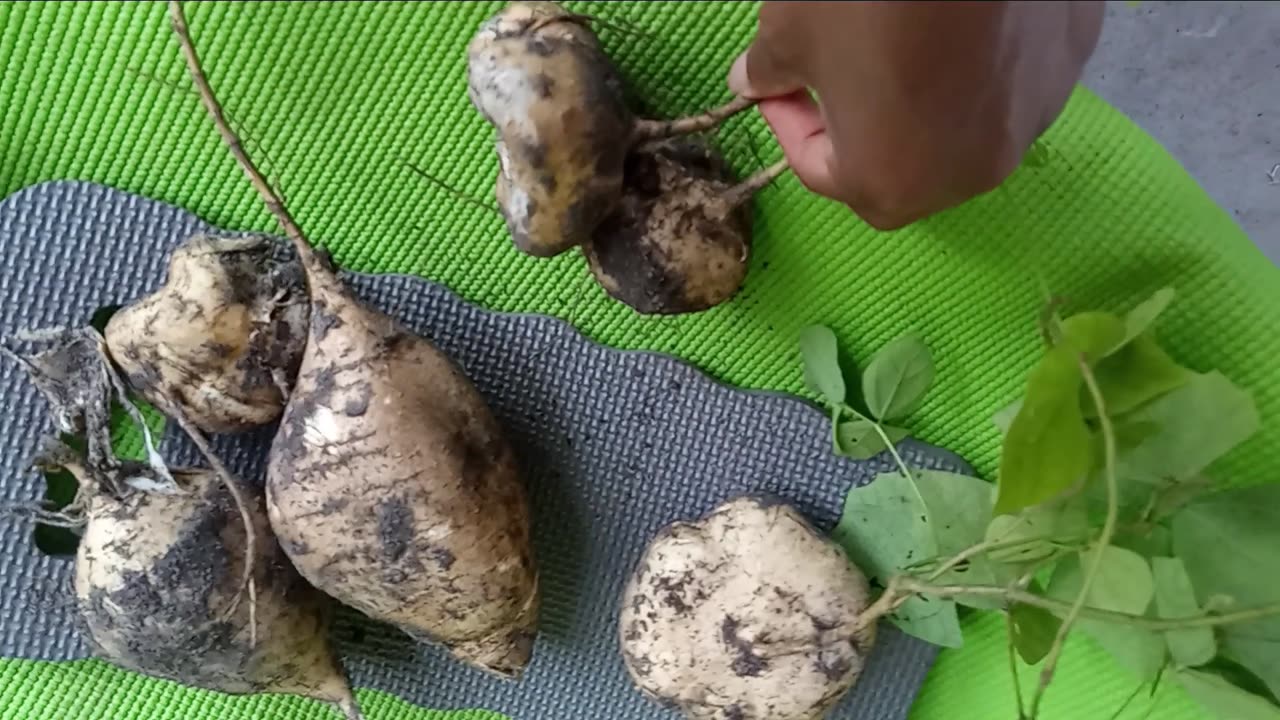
left=1084, top=1, right=1279, bottom=263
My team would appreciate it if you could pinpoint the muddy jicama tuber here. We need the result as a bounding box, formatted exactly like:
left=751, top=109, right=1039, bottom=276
left=584, top=139, right=788, bottom=315
left=619, top=496, right=875, bottom=720
left=39, top=442, right=363, bottom=719
left=4, top=329, right=361, bottom=719
left=466, top=1, right=758, bottom=258
left=104, top=234, right=308, bottom=433
left=169, top=1, right=541, bottom=678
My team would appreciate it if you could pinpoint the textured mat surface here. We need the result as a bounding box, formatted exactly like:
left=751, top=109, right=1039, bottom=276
left=0, top=181, right=969, bottom=718
left=0, top=2, right=1277, bottom=720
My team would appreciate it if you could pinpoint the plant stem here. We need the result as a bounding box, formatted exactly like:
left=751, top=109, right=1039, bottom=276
left=168, top=0, right=325, bottom=278
left=1027, top=355, right=1120, bottom=718
left=631, top=95, right=756, bottom=141
left=892, top=581, right=1280, bottom=632
left=1007, top=612, right=1028, bottom=720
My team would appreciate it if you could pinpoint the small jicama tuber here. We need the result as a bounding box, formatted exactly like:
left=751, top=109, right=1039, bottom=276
left=584, top=139, right=788, bottom=315
left=104, top=234, right=308, bottom=433
left=40, top=441, right=362, bottom=720
left=619, top=496, right=875, bottom=720
left=467, top=1, right=758, bottom=259
left=170, top=1, right=540, bottom=678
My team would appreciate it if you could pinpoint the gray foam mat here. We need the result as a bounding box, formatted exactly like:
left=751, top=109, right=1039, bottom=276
left=0, top=181, right=971, bottom=719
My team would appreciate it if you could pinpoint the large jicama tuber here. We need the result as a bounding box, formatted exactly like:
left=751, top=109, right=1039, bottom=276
left=170, top=1, right=541, bottom=678
left=104, top=233, right=308, bottom=433
left=466, top=1, right=758, bottom=259
left=620, top=496, right=875, bottom=720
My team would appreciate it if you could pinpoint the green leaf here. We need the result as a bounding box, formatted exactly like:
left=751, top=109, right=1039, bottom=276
left=1080, top=621, right=1168, bottom=681
left=1011, top=589, right=1061, bottom=664
left=1060, top=311, right=1127, bottom=362
left=992, top=398, right=1023, bottom=435
left=835, top=419, right=908, bottom=460
left=1174, top=485, right=1280, bottom=697
left=915, top=470, right=997, bottom=585
left=1115, top=525, right=1173, bottom=559
left=861, top=332, right=934, bottom=421
left=1115, top=372, right=1259, bottom=483
left=995, top=345, right=1091, bottom=515
left=1086, top=333, right=1193, bottom=418
left=833, top=471, right=988, bottom=647
left=834, top=472, right=937, bottom=594
left=1153, top=557, right=1216, bottom=667
left=889, top=595, right=964, bottom=648
left=986, top=497, right=1090, bottom=564
left=1177, top=669, right=1280, bottom=720
left=1048, top=546, right=1154, bottom=615
left=1119, top=288, right=1176, bottom=349
left=1047, top=551, right=1166, bottom=680
left=800, top=325, right=846, bottom=406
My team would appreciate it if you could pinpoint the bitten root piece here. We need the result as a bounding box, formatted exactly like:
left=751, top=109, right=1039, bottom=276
left=170, top=0, right=541, bottom=678
left=584, top=138, right=763, bottom=315
left=104, top=234, right=308, bottom=433
left=44, top=442, right=360, bottom=716
left=620, top=496, right=875, bottom=720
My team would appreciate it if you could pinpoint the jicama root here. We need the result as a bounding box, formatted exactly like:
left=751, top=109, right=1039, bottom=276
left=169, top=0, right=541, bottom=678
left=104, top=233, right=308, bottom=433
left=620, top=496, right=875, bottom=720
left=467, top=1, right=759, bottom=258
left=38, top=440, right=362, bottom=719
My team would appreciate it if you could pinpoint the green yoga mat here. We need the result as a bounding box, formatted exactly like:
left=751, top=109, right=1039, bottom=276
left=1, top=2, right=1276, bottom=719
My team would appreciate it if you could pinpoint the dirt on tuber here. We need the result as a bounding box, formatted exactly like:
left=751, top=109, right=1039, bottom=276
left=467, top=1, right=762, bottom=261
left=46, top=441, right=362, bottom=719
left=168, top=0, right=541, bottom=678
left=104, top=234, right=308, bottom=433
left=584, top=138, right=784, bottom=315
left=620, top=496, right=876, bottom=720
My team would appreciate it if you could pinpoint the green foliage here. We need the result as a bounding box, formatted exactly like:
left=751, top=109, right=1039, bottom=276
left=1174, top=486, right=1280, bottom=697
left=1153, top=557, right=1216, bottom=667
left=1177, top=670, right=1280, bottom=719
left=799, top=325, right=846, bottom=406
left=861, top=333, right=934, bottom=422
left=805, top=287, right=1279, bottom=719
left=836, top=419, right=909, bottom=460
left=1010, top=589, right=1060, bottom=664
left=834, top=469, right=993, bottom=647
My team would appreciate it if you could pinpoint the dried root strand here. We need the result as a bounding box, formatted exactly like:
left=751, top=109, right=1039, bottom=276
left=168, top=1, right=322, bottom=280
left=631, top=95, right=758, bottom=142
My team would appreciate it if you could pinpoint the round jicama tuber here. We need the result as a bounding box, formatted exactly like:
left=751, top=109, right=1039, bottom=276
left=619, top=496, right=875, bottom=720
left=466, top=1, right=757, bottom=259
left=104, top=234, right=308, bottom=433
left=584, top=139, right=787, bottom=315
left=35, top=441, right=362, bottom=719
left=168, top=1, right=541, bottom=679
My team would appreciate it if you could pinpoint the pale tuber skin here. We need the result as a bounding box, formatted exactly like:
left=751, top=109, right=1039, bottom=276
left=38, top=443, right=362, bottom=719
left=467, top=1, right=762, bottom=260
left=167, top=0, right=542, bottom=679
left=620, top=496, right=875, bottom=720
left=266, top=262, right=540, bottom=677
left=104, top=234, right=308, bottom=433
left=584, top=139, right=787, bottom=315
left=467, top=0, right=632, bottom=258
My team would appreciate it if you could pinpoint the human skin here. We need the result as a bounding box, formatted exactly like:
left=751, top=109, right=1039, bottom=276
left=729, top=1, right=1106, bottom=230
